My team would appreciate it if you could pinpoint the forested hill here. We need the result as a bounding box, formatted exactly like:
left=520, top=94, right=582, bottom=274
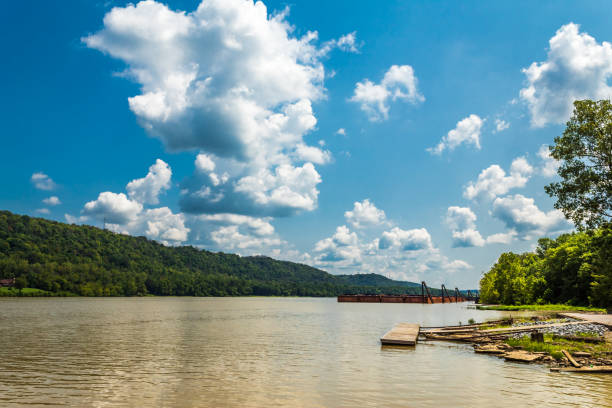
left=336, top=273, right=421, bottom=287
left=0, top=210, right=435, bottom=297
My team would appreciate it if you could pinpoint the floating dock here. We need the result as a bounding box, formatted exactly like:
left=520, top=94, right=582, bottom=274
left=380, top=323, right=420, bottom=345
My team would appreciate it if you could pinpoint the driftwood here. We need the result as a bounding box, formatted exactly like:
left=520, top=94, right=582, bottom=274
left=562, top=349, right=581, bottom=368
left=550, top=366, right=612, bottom=373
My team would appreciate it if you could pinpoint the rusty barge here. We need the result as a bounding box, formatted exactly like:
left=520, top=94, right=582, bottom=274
left=337, top=281, right=478, bottom=304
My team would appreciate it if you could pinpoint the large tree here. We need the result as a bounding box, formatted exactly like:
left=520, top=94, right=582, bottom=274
left=545, top=100, right=612, bottom=230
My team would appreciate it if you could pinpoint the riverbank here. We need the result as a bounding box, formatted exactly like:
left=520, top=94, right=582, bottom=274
left=476, top=304, right=606, bottom=313
left=422, top=315, right=612, bottom=370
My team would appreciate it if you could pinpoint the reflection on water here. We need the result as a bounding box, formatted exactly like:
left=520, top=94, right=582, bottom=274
left=0, top=298, right=610, bottom=407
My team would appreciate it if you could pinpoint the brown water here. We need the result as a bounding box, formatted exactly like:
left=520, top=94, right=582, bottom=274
left=0, top=297, right=610, bottom=407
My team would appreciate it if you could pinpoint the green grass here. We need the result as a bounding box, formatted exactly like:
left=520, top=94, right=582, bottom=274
left=0, top=287, right=75, bottom=297
left=506, top=333, right=610, bottom=360
left=477, top=304, right=606, bottom=312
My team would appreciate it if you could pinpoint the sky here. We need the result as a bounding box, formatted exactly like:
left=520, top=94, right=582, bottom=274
left=2, top=0, right=612, bottom=288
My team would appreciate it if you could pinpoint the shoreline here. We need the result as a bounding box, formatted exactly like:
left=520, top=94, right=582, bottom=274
left=421, top=314, right=612, bottom=371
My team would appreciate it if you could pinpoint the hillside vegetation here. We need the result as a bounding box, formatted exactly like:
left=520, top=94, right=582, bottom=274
left=0, top=211, right=441, bottom=297
left=479, top=226, right=612, bottom=308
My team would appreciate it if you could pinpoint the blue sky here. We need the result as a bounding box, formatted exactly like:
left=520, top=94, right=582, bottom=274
left=3, top=0, right=612, bottom=288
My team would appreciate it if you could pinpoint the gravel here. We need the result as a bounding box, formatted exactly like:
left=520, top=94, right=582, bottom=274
left=508, top=318, right=609, bottom=339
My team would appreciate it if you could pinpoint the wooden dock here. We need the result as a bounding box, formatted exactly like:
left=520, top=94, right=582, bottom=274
left=558, top=312, right=612, bottom=328
left=381, top=323, right=420, bottom=345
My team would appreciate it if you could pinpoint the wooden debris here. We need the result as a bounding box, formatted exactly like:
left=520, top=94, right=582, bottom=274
left=550, top=366, right=612, bottom=373
left=474, top=345, right=505, bottom=354
left=503, top=351, right=542, bottom=363
left=573, top=351, right=592, bottom=358
left=530, top=332, right=544, bottom=343
left=562, top=349, right=581, bottom=368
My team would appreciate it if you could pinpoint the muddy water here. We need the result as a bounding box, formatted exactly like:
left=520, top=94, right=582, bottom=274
left=0, top=297, right=610, bottom=407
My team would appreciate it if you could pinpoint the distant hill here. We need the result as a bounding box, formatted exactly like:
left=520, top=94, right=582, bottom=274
left=0, top=210, right=441, bottom=297
left=336, top=273, right=422, bottom=288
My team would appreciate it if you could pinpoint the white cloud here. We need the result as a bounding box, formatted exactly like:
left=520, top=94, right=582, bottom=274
left=451, top=229, right=485, bottom=248
left=492, top=194, right=571, bottom=239
left=81, top=191, right=189, bottom=245
left=31, top=172, right=56, bottom=191
left=126, top=159, right=172, bottom=205
left=464, top=156, right=533, bottom=201
left=494, top=119, right=510, bottom=133
left=140, top=207, right=189, bottom=244
left=188, top=212, right=282, bottom=254
left=294, top=144, right=331, bottom=164
left=65, top=214, right=89, bottom=224
left=82, top=192, right=143, bottom=224
left=538, top=145, right=560, bottom=177
left=520, top=23, right=612, bottom=127
left=35, top=208, right=50, bottom=214
left=445, top=206, right=485, bottom=247
left=429, top=114, right=484, bottom=154
left=446, top=206, right=518, bottom=246
left=42, top=196, right=61, bottom=206
left=195, top=153, right=216, bottom=173
left=335, top=128, right=346, bottom=136
left=344, top=199, right=386, bottom=229
left=379, top=227, right=433, bottom=251
left=311, top=203, right=470, bottom=284
left=85, top=0, right=342, bottom=217
left=319, top=31, right=360, bottom=55
left=313, top=225, right=362, bottom=265
left=210, top=225, right=282, bottom=250
left=350, top=64, right=424, bottom=121
left=485, top=231, right=516, bottom=245
left=197, top=213, right=275, bottom=236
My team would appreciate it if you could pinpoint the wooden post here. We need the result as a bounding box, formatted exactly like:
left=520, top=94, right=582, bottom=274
left=421, top=281, right=425, bottom=304
left=422, top=281, right=434, bottom=304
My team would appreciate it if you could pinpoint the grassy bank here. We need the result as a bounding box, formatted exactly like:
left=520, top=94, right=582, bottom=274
left=0, top=287, right=76, bottom=297
left=476, top=304, right=606, bottom=313
left=506, top=333, right=610, bottom=360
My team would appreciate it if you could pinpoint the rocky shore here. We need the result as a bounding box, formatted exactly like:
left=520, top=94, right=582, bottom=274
left=472, top=318, right=611, bottom=369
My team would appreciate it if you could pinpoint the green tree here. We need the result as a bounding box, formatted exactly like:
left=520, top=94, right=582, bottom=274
left=14, top=276, right=27, bottom=294
left=545, top=100, right=612, bottom=230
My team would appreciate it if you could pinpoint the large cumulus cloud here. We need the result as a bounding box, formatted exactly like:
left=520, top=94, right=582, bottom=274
left=84, top=0, right=351, bottom=217
left=520, top=23, right=612, bottom=127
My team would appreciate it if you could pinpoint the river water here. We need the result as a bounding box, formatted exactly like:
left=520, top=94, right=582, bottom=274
left=0, top=297, right=610, bottom=407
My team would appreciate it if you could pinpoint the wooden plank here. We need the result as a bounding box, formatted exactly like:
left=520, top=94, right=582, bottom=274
left=558, top=312, right=612, bottom=328
left=503, top=351, right=541, bottom=362
left=381, top=323, right=420, bottom=346
left=474, top=345, right=505, bottom=354
left=550, top=366, right=612, bottom=373
left=562, top=349, right=581, bottom=368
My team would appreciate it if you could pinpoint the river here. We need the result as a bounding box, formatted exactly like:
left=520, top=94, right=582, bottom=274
left=0, top=297, right=610, bottom=407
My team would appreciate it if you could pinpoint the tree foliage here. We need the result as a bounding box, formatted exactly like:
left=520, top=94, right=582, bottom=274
left=479, top=226, right=612, bottom=307
left=0, top=211, right=438, bottom=297
left=545, top=99, right=612, bottom=229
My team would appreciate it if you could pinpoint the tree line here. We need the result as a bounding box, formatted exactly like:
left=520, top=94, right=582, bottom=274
left=479, top=226, right=611, bottom=307
left=0, top=210, right=442, bottom=297
left=480, top=100, right=612, bottom=308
